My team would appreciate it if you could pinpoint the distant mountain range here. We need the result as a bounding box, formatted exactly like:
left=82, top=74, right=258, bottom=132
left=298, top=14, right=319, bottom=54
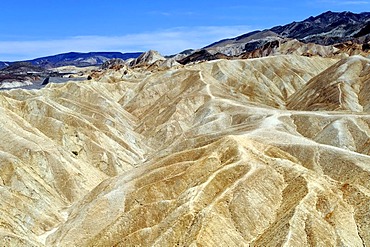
left=0, top=51, right=142, bottom=69
left=271, top=11, right=370, bottom=44
left=1, top=11, right=370, bottom=69
left=182, top=11, right=370, bottom=63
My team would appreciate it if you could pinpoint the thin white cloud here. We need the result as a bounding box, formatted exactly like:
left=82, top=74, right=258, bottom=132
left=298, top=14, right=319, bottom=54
left=148, top=11, right=172, bottom=16
left=0, top=26, right=251, bottom=61
left=148, top=11, right=196, bottom=16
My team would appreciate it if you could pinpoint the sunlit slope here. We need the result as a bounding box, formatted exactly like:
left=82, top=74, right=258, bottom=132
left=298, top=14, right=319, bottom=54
left=288, top=55, right=370, bottom=111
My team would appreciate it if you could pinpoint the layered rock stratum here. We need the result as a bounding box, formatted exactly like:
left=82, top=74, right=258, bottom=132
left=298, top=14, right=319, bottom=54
left=1, top=53, right=370, bottom=246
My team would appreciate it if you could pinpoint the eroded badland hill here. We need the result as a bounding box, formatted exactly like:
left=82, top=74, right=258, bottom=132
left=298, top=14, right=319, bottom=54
left=1, top=53, right=370, bottom=246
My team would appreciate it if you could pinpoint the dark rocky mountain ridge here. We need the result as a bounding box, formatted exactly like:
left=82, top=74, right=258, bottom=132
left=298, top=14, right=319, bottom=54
left=270, top=11, right=370, bottom=44
left=207, top=11, right=370, bottom=50
left=178, top=11, right=370, bottom=64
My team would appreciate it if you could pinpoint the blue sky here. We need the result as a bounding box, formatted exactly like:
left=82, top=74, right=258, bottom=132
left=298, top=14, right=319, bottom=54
left=0, top=0, right=369, bottom=61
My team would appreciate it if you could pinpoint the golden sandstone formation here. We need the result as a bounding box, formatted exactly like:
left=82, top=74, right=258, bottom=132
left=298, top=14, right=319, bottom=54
left=1, top=54, right=370, bottom=246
